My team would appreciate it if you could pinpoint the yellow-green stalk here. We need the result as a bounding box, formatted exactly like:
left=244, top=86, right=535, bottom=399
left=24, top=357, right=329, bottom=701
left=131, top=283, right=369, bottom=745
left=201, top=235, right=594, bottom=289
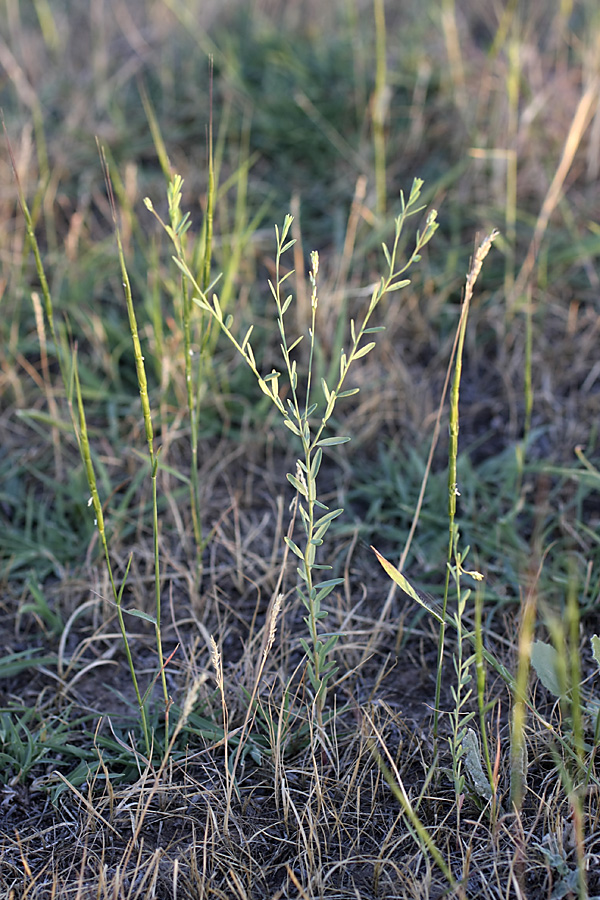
left=72, top=348, right=150, bottom=755
left=372, top=0, right=388, bottom=216
left=100, top=148, right=170, bottom=731
left=434, top=230, right=499, bottom=740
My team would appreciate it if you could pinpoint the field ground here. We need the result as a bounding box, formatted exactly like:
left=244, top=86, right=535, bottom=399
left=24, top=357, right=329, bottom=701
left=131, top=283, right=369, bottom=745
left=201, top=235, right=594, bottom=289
left=1, top=1, right=600, bottom=897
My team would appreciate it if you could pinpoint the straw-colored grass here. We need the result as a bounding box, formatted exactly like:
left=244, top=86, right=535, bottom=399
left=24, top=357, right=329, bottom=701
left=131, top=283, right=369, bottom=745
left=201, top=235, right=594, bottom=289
left=1, top=1, right=600, bottom=898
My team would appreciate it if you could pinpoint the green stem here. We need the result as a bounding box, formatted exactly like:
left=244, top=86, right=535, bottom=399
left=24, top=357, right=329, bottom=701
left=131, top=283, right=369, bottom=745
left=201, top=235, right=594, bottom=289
left=372, top=0, right=387, bottom=215
left=73, top=351, right=151, bottom=756
left=433, top=230, right=498, bottom=743
left=102, top=149, right=170, bottom=738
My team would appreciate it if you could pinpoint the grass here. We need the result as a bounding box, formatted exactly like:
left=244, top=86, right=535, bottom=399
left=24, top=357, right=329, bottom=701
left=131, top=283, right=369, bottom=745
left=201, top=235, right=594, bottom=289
left=1, top=0, right=600, bottom=897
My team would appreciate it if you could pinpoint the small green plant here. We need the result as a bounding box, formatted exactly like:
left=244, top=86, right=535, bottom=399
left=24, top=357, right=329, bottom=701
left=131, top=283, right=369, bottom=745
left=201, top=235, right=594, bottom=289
left=373, top=229, right=500, bottom=828
left=6, top=139, right=163, bottom=760
left=19, top=575, right=64, bottom=637
left=433, top=229, right=498, bottom=742
left=0, top=706, right=94, bottom=787
left=151, top=176, right=438, bottom=727
left=435, top=230, right=497, bottom=812
left=71, top=347, right=152, bottom=754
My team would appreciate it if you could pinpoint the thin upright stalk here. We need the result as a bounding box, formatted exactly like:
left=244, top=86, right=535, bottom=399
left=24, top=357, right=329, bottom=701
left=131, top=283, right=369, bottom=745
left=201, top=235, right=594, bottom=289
left=72, top=349, right=150, bottom=756
left=100, top=148, right=170, bottom=732
left=433, top=231, right=499, bottom=741
left=372, top=0, right=388, bottom=215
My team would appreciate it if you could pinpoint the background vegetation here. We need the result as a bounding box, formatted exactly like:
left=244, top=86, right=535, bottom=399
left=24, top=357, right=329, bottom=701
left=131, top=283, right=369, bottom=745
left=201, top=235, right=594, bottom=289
left=1, top=0, right=600, bottom=897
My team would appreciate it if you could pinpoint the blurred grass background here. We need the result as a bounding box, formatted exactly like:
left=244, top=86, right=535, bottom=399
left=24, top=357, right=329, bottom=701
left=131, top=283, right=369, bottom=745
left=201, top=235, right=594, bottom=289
left=2, top=0, right=599, bottom=603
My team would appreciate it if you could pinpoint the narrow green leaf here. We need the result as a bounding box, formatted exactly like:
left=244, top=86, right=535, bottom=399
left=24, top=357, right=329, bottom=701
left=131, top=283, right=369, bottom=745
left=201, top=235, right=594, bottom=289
left=314, top=526, right=336, bottom=546
left=283, top=418, right=301, bottom=436
left=321, top=635, right=339, bottom=655
left=338, top=388, right=359, bottom=398
left=0, top=650, right=57, bottom=679
left=315, top=577, right=344, bottom=592
left=306, top=661, right=320, bottom=692
left=206, top=272, right=223, bottom=295
left=317, top=436, right=351, bottom=447
left=314, top=508, right=344, bottom=530
left=296, top=588, right=310, bottom=608
left=123, top=608, right=157, bottom=624
left=299, top=503, right=310, bottom=525
left=311, top=447, right=323, bottom=479
left=284, top=537, right=305, bottom=560
left=286, top=472, right=308, bottom=498
left=372, top=547, right=444, bottom=623
left=299, top=638, right=311, bottom=658
left=16, top=410, right=72, bottom=432
left=241, top=325, right=254, bottom=351
left=172, top=255, right=191, bottom=279
left=313, top=524, right=332, bottom=542
left=353, top=341, right=376, bottom=360
left=192, top=296, right=212, bottom=313
left=386, top=279, right=411, bottom=292
left=315, top=582, right=341, bottom=603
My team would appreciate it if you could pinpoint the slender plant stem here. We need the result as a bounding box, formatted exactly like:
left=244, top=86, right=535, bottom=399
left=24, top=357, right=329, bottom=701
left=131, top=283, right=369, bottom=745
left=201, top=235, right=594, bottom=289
left=72, top=349, right=151, bottom=755
left=433, top=230, right=499, bottom=742
left=372, top=0, right=387, bottom=215
left=101, top=147, right=170, bottom=732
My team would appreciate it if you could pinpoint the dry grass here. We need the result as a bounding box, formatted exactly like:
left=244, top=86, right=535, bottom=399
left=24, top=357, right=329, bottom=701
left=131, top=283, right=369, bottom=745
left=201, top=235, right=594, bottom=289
left=1, top=0, right=600, bottom=897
